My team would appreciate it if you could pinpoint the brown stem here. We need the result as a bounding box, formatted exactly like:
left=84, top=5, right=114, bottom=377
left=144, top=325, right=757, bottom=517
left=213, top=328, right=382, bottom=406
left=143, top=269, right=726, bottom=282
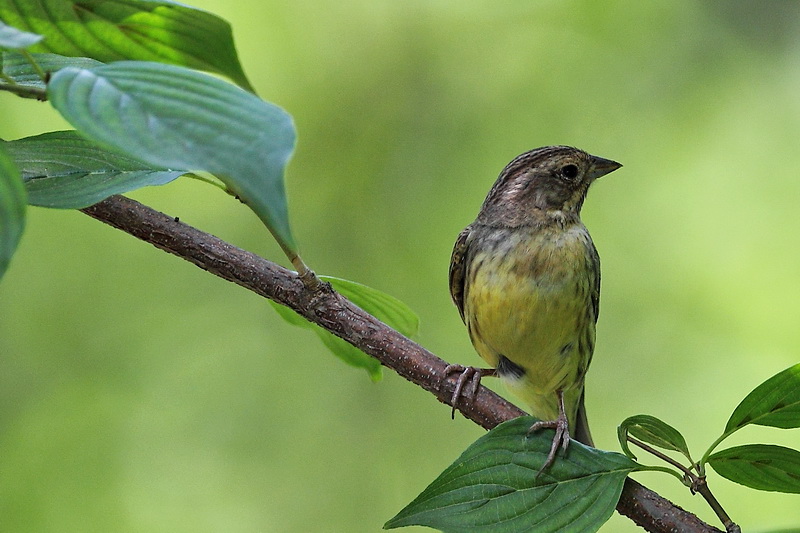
left=693, top=478, right=741, bottom=533
left=628, top=436, right=694, bottom=477
left=80, top=195, right=723, bottom=533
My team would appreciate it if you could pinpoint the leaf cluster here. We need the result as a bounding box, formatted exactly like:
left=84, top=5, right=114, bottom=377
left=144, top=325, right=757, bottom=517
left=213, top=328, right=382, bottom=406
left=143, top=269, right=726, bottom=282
left=0, top=0, right=418, bottom=379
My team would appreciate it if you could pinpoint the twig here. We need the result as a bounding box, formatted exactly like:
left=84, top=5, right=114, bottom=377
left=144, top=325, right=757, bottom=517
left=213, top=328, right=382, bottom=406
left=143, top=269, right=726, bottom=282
left=629, top=437, right=739, bottom=532
left=0, top=82, right=47, bottom=100
left=80, top=195, right=723, bottom=533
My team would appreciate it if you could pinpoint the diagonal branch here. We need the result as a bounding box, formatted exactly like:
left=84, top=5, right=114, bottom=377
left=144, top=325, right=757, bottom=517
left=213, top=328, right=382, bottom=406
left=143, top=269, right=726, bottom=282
left=80, top=195, right=722, bottom=533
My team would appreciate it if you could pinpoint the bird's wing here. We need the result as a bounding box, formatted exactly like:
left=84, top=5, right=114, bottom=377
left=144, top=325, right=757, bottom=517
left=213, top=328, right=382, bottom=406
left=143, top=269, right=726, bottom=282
left=449, top=226, right=472, bottom=323
left=589, top=243, right=601, bottom=323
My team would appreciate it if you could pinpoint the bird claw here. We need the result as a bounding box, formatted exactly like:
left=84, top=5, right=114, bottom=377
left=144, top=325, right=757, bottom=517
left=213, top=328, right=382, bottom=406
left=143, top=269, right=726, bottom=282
left=442, top=364, right=487, bottom=419
left=528, top=407, right=571, bottom=476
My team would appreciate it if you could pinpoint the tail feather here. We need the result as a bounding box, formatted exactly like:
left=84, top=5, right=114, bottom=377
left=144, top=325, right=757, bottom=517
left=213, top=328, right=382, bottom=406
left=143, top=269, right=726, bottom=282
left=573, top=391, right=593, bottom=447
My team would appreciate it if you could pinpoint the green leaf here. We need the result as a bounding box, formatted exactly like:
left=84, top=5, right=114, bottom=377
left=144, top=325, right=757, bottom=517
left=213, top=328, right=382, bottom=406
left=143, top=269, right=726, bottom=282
left=725, top=363, right=800, bottom=434
left=270, top=301, right=382, bottom=381
left=708, top=444, right=800, bottom=493
left=0, top=0, right=252, bottom=90
left=47, top=61, right=297, bottom=256
left=617, top=414, right=692, bottom=461
left=4, top=131, right=187, bottom=208
left=0, top=143, right=26, bottom=280
left=324, top=276, right=419, bottom=339
left=0, top=20, right=43, bottom=49
left=2, top=52, right=102, bottom=90
left=269, top=277, right=420, bottom=382
left=386, top=416, right=638, bottom=533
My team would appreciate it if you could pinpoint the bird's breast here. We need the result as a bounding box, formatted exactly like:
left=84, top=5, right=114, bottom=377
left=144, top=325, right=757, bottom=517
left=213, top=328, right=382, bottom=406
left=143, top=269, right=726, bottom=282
left=464, top=223, right=596, bottom=393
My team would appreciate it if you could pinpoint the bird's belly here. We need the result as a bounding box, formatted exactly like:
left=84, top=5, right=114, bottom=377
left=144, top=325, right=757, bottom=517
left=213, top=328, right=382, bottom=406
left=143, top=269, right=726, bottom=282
left=465, top=247, right=594, bottom=397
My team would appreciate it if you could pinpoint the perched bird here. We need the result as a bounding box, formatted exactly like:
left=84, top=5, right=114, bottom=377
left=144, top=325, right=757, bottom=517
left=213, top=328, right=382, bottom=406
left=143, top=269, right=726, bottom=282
left=447, top=146, right=621, bottom=470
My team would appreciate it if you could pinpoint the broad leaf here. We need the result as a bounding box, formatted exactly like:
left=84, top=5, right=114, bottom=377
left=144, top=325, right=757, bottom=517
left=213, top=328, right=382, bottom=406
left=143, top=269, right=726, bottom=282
left=270, top=276, right=420, bottom=381
left=618, top=414, right=691, bottom=461
left=725, top=363, right=800, bottom=433
left=0, top=144, right=26, bottom=280
left=47, top=61, right=297, bottom=256
left=0, top=20, right=43, bottom=49
left=386, top=416, right=637, bottom=533
left=4, top=131, right=187, bottom=208
left=709, top=444, right=800, bottom=494
left=0, top=0, right=252, bottom=90
left=2, top=52, right=102, bottom=89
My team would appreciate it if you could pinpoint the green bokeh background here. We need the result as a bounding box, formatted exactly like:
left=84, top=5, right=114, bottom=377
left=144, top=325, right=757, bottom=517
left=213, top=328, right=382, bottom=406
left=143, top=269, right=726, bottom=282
left=2, top=1, right=800, bottom=531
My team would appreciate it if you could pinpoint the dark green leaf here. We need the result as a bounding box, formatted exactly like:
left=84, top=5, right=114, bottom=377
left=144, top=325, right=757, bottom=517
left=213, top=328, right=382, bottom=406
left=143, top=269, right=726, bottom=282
left=0, top=144, right=26, bottom=280
left=618, top=415, right=691, bottom=461
left=2, top=52, right=102, bottom=90
left=47, top=61, right=297, bottom=256
left=386, top=417, right=638, bottom=533
left=0, top=0, right=252, bottom=90
left=4, top=131, right=186, bottom=208
left=269, top=277, right=420, bottom=382
left=708, top=444, right=800, bottom=493
left=0, top=20, right=43, bottom=49
left=725, top=363, right=800, bottom=433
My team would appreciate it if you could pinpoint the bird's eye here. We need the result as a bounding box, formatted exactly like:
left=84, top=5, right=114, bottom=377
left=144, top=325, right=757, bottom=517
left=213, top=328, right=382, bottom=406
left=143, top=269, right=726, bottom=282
left=561, top=164, right=579, bottom=180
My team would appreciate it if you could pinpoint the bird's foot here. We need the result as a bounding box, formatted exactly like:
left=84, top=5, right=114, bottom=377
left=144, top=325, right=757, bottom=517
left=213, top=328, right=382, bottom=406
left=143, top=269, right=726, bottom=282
left=527, top=407, right=571, bottom=476
left=442, top=364, right=495, bottom=419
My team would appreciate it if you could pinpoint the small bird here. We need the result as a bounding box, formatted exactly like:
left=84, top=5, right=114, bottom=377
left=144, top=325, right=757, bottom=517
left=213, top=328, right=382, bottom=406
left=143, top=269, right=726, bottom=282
left=447, top=146, right=621, bottom=470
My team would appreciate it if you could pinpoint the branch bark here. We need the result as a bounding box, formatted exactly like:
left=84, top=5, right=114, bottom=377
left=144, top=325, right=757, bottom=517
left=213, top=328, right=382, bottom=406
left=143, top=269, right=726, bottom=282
left=81, top=195, right=722, bottom=533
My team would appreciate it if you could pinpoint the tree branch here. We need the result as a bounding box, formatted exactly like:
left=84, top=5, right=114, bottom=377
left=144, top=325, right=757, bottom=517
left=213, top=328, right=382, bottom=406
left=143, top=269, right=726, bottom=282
left=80, top=195, right=723, bottom=533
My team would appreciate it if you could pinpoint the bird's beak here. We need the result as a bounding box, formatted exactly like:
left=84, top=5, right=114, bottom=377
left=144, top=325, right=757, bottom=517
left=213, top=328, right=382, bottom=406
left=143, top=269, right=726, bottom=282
left=588, top=155, right=622, bottom=180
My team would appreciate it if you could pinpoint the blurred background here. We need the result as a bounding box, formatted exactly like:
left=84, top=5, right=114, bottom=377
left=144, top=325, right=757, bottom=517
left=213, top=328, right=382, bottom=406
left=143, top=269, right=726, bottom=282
left=2, top=1, right=800, bottom=531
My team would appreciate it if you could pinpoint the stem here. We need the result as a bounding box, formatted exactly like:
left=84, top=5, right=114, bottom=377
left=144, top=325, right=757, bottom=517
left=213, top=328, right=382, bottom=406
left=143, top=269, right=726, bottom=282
left=182, top=172, right=229, bottom=192
left=699, top=431, right=733, bottom=472
left=79, top=195, right=724, bottom=533
left=629, top=436, right=739, bottom=532
left=0, top=82, right=47, bottom=100
left=20, top=49, right=47, bottom=81
left=692, top=478, right=740, bottom=533
left=628, top=436, right=695, bottom=478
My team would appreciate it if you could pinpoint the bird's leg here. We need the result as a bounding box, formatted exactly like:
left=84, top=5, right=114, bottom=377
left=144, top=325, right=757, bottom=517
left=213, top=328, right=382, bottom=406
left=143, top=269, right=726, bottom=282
left=442, top=364, right=497, bottom=419
left=527, top=390, right=570, bottom=475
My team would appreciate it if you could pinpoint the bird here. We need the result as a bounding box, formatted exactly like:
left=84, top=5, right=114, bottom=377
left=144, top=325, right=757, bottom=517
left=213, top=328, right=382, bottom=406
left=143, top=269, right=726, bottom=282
left=446, top=145, right=621, bottom=471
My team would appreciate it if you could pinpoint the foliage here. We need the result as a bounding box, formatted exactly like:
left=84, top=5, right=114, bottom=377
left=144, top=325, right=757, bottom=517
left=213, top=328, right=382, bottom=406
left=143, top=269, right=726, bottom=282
left=3, top=2, right=800, bottom=532
left=386, top=417, right=637, bottom=533
left=0, top=4, right=417, bottom=390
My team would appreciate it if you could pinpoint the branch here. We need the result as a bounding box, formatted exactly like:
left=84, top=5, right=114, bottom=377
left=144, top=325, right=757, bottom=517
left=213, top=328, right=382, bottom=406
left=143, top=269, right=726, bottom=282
left=80, top=195, right=723, bottom=533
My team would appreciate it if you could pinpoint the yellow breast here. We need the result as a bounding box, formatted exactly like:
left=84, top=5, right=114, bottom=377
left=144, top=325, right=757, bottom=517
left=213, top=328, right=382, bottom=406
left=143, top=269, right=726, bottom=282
left=464, top=223, right=596, bottom=401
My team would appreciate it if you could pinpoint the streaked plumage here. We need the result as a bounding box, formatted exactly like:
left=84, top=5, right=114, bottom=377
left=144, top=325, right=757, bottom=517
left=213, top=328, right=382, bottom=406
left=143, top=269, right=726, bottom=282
left=449, top=146, right=621, bottom=464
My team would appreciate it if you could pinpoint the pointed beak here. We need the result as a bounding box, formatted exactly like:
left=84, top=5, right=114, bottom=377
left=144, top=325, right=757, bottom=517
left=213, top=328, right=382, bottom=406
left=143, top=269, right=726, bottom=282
left=588, top=155, right=622, bottom=180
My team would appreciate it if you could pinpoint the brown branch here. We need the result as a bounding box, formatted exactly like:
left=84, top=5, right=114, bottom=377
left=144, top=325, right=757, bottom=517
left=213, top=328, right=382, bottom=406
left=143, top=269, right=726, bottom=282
left=80, top=195, right=723, bottom=533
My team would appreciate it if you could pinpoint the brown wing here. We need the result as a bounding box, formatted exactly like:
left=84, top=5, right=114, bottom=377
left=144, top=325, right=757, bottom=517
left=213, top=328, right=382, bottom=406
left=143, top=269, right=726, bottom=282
left=588, top=242, right=601, bottom=323
left=448, top=226, right=472, bottom=323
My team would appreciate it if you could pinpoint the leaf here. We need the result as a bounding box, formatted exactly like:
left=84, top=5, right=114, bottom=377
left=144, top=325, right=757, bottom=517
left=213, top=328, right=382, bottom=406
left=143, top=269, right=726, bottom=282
left=270, top=301, right=382, bottom=381
left=617, top=414, right=692, bottom=461
left=269, top=277, right=420, bottom=382
left=725, top=363, right=800, bottom=434
left=4, top=130, right=187, bottom=208
left=0, top=144, right=26, bottom=280
left=386, top=416, right=638, bottom=533
left=0, top=20, right=43, bottom=49
left=47, top=61, right=297, bottom=256
left=324, top=276, right=419, bottom=339
left=0, top=0, right=252, bottom=90
left=1, top=52, right=102, bottom=90
left=708, top=444, right=800, bottom=493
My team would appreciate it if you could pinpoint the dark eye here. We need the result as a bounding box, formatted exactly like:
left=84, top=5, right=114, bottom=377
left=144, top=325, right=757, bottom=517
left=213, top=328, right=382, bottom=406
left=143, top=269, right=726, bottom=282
left=561, top=164, right=579, bottom=180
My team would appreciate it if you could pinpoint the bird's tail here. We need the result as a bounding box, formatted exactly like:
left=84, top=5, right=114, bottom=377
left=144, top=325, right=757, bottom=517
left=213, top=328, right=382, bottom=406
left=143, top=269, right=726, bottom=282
left=573, top=391, right=593, bottom=447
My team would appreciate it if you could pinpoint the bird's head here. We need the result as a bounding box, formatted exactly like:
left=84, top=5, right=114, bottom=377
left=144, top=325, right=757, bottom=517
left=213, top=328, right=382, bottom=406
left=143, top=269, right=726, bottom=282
left=477, top=146, right=621, bottom=226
